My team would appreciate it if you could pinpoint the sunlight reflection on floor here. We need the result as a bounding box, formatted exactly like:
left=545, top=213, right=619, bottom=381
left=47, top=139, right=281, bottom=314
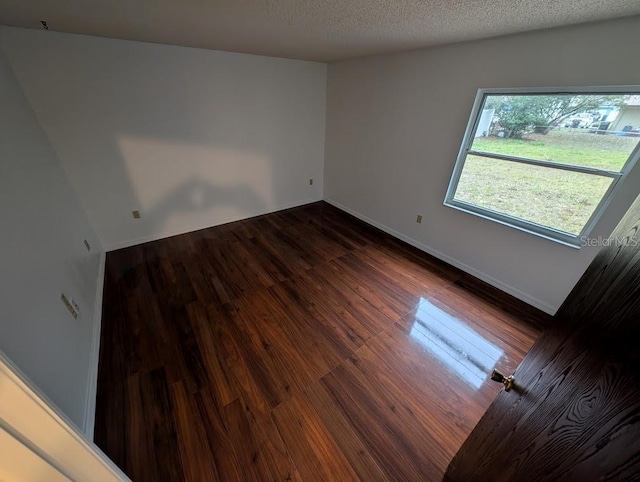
left=409, top=298, right=503, bottom=389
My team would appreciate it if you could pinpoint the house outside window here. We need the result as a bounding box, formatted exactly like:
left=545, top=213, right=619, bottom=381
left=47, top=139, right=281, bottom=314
left=445, top=87, right=640, bottom=247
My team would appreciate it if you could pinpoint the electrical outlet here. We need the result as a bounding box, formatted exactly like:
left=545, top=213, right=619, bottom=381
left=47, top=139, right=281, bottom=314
left=416, top=214, right=423, bottom=224
left=309, top=179, right=314, bottom=186
left=84, top=239, right=91, bottom=251
left=132, top=210, right=141, bottom=219
left=61, top=293, right=79, bottom=319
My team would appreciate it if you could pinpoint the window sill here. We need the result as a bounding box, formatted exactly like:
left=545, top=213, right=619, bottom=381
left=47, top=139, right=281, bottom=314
left=443, top=200, right=582, bottom=249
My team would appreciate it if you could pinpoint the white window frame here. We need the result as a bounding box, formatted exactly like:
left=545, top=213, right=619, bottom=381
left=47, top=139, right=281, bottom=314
left=444, top=86, right=640, bottom=248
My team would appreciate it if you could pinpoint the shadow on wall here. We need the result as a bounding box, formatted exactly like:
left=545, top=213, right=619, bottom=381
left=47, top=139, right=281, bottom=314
left=0, top=27, right=324, bottom=248
left=112, top=136, right=275, bottom=247
left=139, top=177, right=267, bottom=239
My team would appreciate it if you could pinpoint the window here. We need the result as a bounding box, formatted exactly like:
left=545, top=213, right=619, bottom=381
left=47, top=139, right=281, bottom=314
left=445, top=88, right=640, bottom=247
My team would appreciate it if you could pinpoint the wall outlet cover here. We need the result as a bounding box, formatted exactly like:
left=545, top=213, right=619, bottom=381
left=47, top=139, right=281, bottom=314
left=61, top=293, right=79, bottom=319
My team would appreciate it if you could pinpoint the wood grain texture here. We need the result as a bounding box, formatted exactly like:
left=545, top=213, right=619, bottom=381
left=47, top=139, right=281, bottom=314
left=94, top=201, right=545, bottom=481
left=445, top=194, right=640, bottom=481
left=556, top=195, right=640, bottom=336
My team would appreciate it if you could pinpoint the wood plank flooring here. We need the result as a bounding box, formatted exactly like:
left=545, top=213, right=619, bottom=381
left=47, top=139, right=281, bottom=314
left=95, top=201, right=549, bottom=481
left=445, top=191, right=640, bottom=481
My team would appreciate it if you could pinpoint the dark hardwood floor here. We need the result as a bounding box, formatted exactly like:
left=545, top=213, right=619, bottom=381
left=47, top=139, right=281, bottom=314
left=445, top=193, right=640, bottom=481
left=95, top=201, right=549, bottom=481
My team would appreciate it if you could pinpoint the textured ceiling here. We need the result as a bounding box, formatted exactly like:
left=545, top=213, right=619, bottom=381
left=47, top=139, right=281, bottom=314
left=0, top=0, right=639, bottom=62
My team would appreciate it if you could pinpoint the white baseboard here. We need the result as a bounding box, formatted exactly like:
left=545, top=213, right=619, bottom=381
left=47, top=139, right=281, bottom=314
left=105, top=196, right=323, bottom=252
left=324, top=197, right=557, bottom=315
left=83, top=251, right=106, bottom=440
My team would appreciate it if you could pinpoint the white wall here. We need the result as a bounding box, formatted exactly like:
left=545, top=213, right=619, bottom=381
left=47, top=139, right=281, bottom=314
left=0, top=44, right=102, bottom=430
left=0, top=27, right=327, bottom=250
left=324, top=16, right=640, bottom=314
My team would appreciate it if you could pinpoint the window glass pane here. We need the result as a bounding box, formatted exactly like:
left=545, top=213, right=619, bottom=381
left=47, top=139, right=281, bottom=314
left=454, top=155, right=614, bottom=235
left=470, top=94, right=640, bottom=171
